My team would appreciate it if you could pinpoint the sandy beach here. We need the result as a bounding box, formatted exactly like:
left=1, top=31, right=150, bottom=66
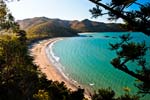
left=30, top=38, right=77, bottom=89
left=30, top=38, right=91, bottom=99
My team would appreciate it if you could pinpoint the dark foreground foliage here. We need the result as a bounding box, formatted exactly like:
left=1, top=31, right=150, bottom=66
left=0, top=0, right=148, bottom=100
left=89, top=0, right=150, bottom=35
left=0, top=34, right=86, bottom=100
left=110, top=34, right=150, bottom=96
left=92, top=88, right=139, bottom=100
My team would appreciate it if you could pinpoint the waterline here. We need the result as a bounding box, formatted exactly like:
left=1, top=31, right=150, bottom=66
left=46, top=32, right=150, bottom=99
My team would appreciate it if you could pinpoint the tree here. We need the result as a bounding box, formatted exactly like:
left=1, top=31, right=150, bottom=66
left=70, top=87, right=85, bottom=100
left=0, top=0, right=19, bottom=32
left=92, top=88, right=139, bottom=100
left=109, top=34, right=150, bottom=95
left=89, top=0, right=150, bottom=96
left=33, top=90, right=50, bottom=100
left=0, top=1, right=86, bottom=100
left=89, top=0, right=150, bottom=35
left=0, top=28, right=86, bottom=100
left=92, top=88, right=115, bottom=100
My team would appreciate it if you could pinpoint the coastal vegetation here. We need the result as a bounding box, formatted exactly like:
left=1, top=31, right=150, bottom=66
left=90, top=0, right=150, bottom=98
left=0, top=34, right=85, bottom=100
left=0, top=1, right=86, bottom=100
left=110, top=34, right=150, bottom=95
left=89, top=0, right=150, bottom=35
left=0, top=0, right=149, bottom=100
left=27, top=21, right=78, bottom=39
left=17, top=17, right=125, bottom=40
left=92, top=88, right=139, bottom=100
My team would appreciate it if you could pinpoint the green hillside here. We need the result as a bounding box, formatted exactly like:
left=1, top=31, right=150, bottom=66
left=27, top=21, right=78, bottom=39
left=17, top=17, right=126, bottom=39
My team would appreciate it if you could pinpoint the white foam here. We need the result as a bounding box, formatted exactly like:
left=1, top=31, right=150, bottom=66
left=48, top=40, right=60, bottom=63
left=89, top=83, right=94, bottom=86
left=46, top=39, right=79, bottom=87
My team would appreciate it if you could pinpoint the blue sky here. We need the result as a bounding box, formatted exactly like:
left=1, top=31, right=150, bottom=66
left=7, top=0, right=149, bottom=23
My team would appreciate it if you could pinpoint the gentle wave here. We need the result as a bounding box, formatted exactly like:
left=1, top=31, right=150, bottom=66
left=45, top=32, right=150, bottom=100
left=47, top=40, right=61, bottom=63
left=46, top=39, right=80, bottom=87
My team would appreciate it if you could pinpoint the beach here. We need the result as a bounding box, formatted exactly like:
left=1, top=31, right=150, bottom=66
left=29, top=32, right=150, bottom=100
left=30, top=38, right=91, bottom=99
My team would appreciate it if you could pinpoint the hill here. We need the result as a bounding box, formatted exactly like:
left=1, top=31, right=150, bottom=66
left=70, top=19, right=125, bottom=32
left=17, top=17, right=125, bottom=38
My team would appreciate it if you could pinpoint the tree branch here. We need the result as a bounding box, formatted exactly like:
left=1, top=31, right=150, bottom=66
left=89, top=0, right=135, bottom=23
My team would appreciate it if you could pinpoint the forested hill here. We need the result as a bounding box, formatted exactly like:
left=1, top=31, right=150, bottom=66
left=17, top=17, right=125, bottom=38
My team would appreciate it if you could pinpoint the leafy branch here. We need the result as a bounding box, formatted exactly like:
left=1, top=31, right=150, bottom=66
left=110, top=34, right=150, bottom=95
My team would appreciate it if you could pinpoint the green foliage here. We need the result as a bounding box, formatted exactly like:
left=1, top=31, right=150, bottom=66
left=0, top=34, right=86, bottom=100
left=89, top=0, right=150, bottom=35
left=110, top=34, right=150, bottom=95
left=90, top=0, right=150, bottom=95
left=0, top=1, right=86, bottom=100
left=0, top=34, right=38, bottom=99
left=117, top=94, right=140, bottom=100
left=33, top=90, right=50, bottom=100
left=92, top=88, right=139, bottom=100
left=92, top=88, right=115, bottom=100
left=0, top=0, right=19, bottom=32
left=1, top=1, right=149, bottom=100
left=70, top=87, right=85, bottom=100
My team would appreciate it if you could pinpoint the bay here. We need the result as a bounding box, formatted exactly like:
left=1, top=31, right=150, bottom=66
left=47, top=32, right=150, bottom=99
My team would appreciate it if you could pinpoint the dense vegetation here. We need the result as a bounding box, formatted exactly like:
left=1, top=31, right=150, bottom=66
left=0, top=1, right=86, bottom=100
left=92, top=88, right=139, bottom=100
left=0, top=0, right=149, bottom=100
left=0, top=29, right=86, bottom=100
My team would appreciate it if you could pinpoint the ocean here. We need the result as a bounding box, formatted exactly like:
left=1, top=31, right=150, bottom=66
left=46, top=32, right=150, bottom=99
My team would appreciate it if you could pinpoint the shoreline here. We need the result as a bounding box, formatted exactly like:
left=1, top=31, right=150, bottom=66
left=30, top=38, right=91, bottom=99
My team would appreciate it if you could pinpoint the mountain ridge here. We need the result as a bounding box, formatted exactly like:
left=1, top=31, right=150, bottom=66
left=17, top=17, right=126, bottom=38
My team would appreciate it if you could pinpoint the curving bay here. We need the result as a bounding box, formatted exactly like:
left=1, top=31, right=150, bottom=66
left=46, top=32, right=150, bottom=99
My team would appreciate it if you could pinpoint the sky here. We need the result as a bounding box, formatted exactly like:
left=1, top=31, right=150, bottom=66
left=6, top=0, right=150, bottom=23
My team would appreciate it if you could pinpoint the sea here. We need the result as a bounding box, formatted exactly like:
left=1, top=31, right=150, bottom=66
left=46, top=32, right=150, bottom=99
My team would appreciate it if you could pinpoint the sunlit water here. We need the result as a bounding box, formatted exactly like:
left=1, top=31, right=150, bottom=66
left=46, top=32, right=150, bottom=99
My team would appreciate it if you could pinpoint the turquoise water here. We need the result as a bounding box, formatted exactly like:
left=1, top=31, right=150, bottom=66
left=47, top=32, right=150, bottom=99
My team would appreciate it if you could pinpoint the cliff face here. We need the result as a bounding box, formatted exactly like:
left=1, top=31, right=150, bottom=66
left=17, top=17, right=125, bottom=37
